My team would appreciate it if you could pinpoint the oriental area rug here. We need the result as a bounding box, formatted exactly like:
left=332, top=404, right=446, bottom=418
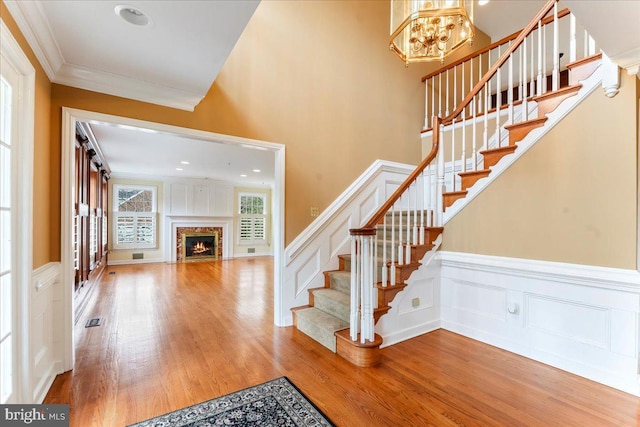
left=127, top=377, right=336, bottom=426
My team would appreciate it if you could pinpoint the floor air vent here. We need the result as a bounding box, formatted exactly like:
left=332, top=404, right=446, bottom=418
left=85, top=318, right=102, bottom=328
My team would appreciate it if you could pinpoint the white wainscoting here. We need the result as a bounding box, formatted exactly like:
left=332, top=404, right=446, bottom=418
left=282, top=160, right=416, bottom=326
left=377, top=255, right=441, bottom=348
left=439, top=251, right=640, bottom=396
left=31, top=262, right=62, bottom=403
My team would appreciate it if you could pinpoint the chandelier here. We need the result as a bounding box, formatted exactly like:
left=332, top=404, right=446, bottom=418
left=390, top=0, right=474, bottom=64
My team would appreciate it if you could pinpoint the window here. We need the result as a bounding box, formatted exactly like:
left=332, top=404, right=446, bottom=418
left=113, top=185, right=157, bottom=249
left=238, top=193, right=267, bottom=244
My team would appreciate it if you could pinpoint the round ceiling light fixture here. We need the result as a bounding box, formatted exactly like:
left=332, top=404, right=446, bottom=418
left=115, top=5, right=151, bottom=26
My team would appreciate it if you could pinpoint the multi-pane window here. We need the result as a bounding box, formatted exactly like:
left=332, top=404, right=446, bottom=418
left=238, top=193, right=267, bottom=243
left=113, top=185, right=157, bottom=249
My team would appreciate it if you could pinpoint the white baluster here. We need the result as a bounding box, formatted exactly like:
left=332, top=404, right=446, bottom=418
left=431, top=77, right=436, bottom=124
left=413, top=182, right=418, bottom=246
left=390, top=207, right=396, bottom=285
left=569, top=14, right=576, bottom=63
left=397, top=200, right=403, bottom=265
left=350, top=236, right=360, bottom=340
left=446, top=68, right=450, bottom=116
left=451, top=118, right=456, bottom=191
left=483, top=82, right=489, bottom=150
left=469, top=58, right=474, bottom=115
left=583, top=29, right=588, bottom=58
left=461, top=115, right=466, bottom=174
left=438, top=74, right=442, bottom=117
left=472, top=93, right=477, bottom=170
left=552, top=2, right=559, bottom=91
left=381, top=214, right=387, bottom=287
left=425, top=78, right=429, bottom=129
left=478, top=53, right=483, bottom=113
left=537, top=20, right=543, bottom=96
left=530, top=33, right=535, bottom=99
left=508, top=51, right=514, bottom=125
left=420, top=172, right=426, bottom=244
left=588, top=35, right=595, bottom=56
left=523, top=36, right=529, bottom=121
left=542, top=22, right=547, bottom=93
left=436, top=122, right=445, bottom=227
left=495, top=45, right=502, bottom=148
left=454, top=65, right=457, bottom=113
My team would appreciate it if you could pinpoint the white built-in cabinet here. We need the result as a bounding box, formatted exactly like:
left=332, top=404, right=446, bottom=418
left=166, top=179, right=233, bottom=217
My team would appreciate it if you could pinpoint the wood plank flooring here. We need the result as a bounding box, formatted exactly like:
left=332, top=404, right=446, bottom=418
left=44, top=258, right=640, bottom=426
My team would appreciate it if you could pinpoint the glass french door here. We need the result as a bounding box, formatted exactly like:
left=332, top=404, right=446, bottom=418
left=0, top=55, right=18, bottom=404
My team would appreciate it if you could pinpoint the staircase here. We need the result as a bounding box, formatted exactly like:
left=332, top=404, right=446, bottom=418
left=290, top=0, right=608, bottom=366
left=292, top=217, right=443, bottom=366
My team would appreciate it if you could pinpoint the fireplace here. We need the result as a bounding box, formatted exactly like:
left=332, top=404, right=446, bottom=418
left=180, top=231, right=220, bottom=262
left=175, top=225, right=224, bottom=262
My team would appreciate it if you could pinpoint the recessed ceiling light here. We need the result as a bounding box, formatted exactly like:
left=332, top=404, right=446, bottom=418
left=115, top=5, right=151, bottom=26
left=240, top=174, right=247, bottom=177
left=252, top=169, right=261, bottom=173
left=176, top=168, right=183, bottom=171
left=478, top=0, right=489, bottom=5
left=180, top=161, right=190, bottom=165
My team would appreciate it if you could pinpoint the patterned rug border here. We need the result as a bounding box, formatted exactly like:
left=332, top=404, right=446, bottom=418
left=126, top=376, right=336, bottom=427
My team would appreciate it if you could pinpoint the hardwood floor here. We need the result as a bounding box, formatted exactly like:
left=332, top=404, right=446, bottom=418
left=44, top=258, right=640, bottom=426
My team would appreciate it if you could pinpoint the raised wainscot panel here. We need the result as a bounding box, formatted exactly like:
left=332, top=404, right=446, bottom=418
left=294, top=249, right=321, bottom=298
left=525, top=293, right=609, bottom=349
left=444, top=279, right=507, bottom=323
left=329, top=216, right=351, bottom=260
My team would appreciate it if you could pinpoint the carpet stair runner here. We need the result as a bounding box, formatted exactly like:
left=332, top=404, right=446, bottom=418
left=292, top=53, right=602, bottom=367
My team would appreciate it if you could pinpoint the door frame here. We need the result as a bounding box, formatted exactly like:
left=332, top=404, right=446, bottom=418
left=0, top=19, right=35, bottom=403
left=60, top=108, right=286, bottom=370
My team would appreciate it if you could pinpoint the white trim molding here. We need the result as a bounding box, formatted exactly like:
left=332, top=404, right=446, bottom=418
left=439, top=251, right=640, bottom=396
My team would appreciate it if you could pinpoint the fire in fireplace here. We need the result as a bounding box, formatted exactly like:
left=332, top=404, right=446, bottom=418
left=182, top=232, right=218, bottom=261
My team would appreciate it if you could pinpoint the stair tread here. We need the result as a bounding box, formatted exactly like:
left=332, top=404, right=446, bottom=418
left=459, top=169, right=490, bottom=177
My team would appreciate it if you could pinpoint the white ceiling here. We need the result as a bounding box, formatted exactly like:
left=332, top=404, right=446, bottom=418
left=85, top=121, right=275, bottom=186
left=5, top=0, right=638, bottom=184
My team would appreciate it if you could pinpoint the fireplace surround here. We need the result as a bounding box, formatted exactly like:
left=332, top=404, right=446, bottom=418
left=176, top=226, right=223, bottom=262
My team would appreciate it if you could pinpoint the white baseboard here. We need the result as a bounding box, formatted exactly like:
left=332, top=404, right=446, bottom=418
left=438, top=251, right=640, bottom=396
left=107, top=258, right=165, bottom=266
left=380, top=319, right=441, bottom=348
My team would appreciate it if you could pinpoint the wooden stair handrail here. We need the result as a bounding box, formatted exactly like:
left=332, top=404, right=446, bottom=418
left=443, top=0, right=558, bottom=126
left=350, top=116, right=441, bottom=234
left=421, top=7, right=570, bottom=83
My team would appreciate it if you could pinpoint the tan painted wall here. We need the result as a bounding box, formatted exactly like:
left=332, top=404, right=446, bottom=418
left=1, top=2, right=52, bottom=269
left=47, top=0, right=488, bottom=252
left=443, top=73, right=639, bottom=269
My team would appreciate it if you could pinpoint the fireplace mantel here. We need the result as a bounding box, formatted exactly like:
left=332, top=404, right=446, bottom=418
left=164, top=215, right=233, bottom=263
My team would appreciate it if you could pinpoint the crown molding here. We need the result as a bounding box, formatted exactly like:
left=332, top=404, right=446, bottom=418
left=3, top=0, right=63, bottom=81
left=54, top=62, right=203, bottom=111
left=4, top=0, right=203, bottom=111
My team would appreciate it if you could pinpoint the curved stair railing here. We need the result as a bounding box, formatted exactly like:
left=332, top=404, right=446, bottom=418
left=348, top=0, right=600, bottom=345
